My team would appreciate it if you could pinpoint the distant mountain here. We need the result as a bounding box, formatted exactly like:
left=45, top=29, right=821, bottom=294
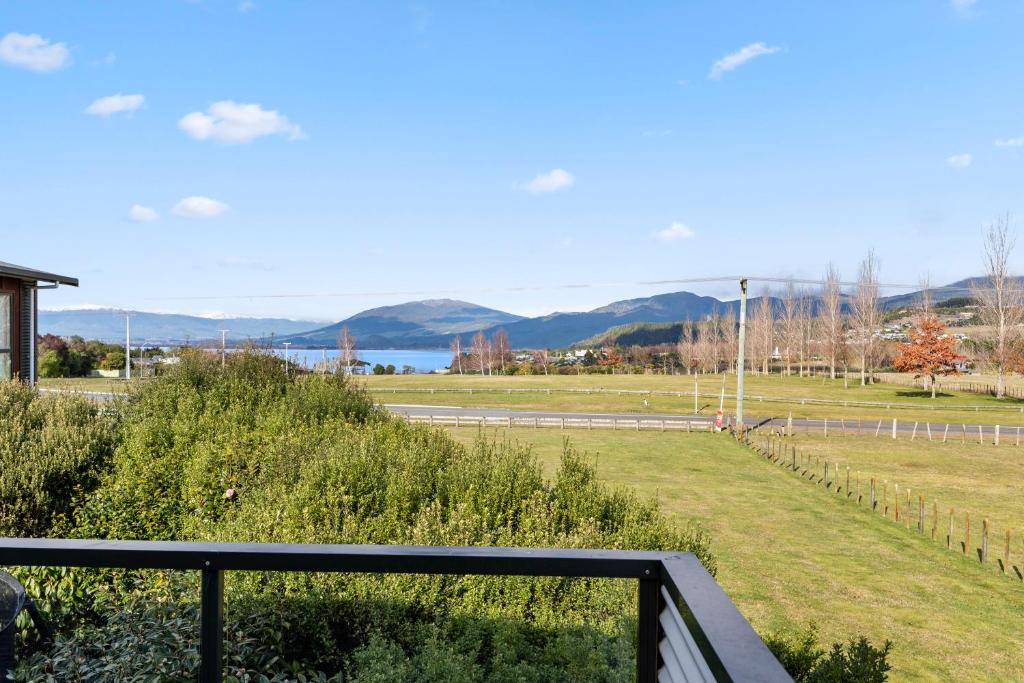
left=480, top=291, right=743, bottom=349
left=281, top=299, right=524, bottom=348
left=878, top=277, right=1012, bottom=310
left=39, top=309, right=321, bottom=344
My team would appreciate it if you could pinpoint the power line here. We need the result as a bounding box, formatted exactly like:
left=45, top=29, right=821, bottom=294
left=143, top=274, right=981, bottom=302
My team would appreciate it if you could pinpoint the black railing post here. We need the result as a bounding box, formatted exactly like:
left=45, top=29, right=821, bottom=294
left=637, top=577, right=661, bottom=683
left=200, top=567, right=224, bottom=683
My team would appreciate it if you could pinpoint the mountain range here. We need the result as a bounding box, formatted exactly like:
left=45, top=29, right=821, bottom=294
left=40, top=277, right=983, bottom=350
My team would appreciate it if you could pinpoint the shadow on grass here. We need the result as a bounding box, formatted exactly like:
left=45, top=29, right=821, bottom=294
left=895, top=390, right=956, bottom=399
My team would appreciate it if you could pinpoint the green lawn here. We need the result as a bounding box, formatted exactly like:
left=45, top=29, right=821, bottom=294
left=364, top=373, right=1024, bottom=426
left=789, top=433, right=1024, bottom=560
left=445, top=427, right=1024, bottom=682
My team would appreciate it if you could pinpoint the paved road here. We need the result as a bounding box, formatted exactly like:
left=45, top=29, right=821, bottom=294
left=38, top=389, right=1021, bottom=438
left=384, top=403, right=1022, bottom=438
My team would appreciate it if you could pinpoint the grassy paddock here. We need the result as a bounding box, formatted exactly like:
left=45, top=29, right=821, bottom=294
left=444, top=427, right=1024, bottom=682
left=785, top=433, right=1024, bottom=559
left=363, top=373, right=1024, bottom=425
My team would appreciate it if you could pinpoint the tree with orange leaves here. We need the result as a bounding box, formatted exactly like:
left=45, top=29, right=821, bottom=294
left=597, top=345, right=624, bottom=369
left=893, top=316, right=964, bottom=398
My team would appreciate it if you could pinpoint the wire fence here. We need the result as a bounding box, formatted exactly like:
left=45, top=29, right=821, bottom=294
left=400, top=414, right=715, bottom=432
left=739, top=430, right=1023, bottom=583
left=374, top=386, right=1024, bottom=414
left=874, top=373, right=1024, bottom=399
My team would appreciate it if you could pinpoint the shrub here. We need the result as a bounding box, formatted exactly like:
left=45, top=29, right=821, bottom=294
left=0, top=379, right=115, bottom=537
left=765, top=624, right=892, bottom=682
left=62, top=349, right=711, bottom=679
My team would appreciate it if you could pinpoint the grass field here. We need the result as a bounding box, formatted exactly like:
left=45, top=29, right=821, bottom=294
left=362, top=373, right=1024, bottom=426
left=445, top=427, right=1024, bottom=682
left=790, top=433, right=1024, bottom=560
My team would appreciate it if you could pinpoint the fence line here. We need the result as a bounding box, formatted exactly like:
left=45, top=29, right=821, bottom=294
left=401, top=414, right=714, bottom=432
left=757, top=415, right=1021, bottom=446
left=375, top=385, right=1024, bottom=414
left=874, top=373, right=1024, bottom=400
left=738, top=429, right=1022, bottom=582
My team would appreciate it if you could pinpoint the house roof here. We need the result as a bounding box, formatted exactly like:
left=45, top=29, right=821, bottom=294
left=0, top=260, right=79, bottom=286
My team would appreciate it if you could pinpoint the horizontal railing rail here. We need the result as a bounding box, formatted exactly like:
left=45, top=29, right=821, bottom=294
left=0, top=538, right=789, bottom=683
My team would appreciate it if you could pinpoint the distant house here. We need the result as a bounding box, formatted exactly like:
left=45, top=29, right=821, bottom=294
left=0, top=261, right=78, bottom=383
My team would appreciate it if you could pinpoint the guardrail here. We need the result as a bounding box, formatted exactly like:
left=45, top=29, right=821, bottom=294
left=0, top=539, right=789, bottom=683
left=402, top=414, right=715, bottom=432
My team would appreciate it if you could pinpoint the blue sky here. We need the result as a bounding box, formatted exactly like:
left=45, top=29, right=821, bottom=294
left=3, top=0, right=1023, bottom=321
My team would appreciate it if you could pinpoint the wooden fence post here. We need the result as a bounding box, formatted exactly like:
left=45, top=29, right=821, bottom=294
left=792, top=446, right=797, bottom=471
left=931, top=501, right=937, bottom=541
left=918, top=495, right=924, bottom=533
left=911, top=422, right=918, bottom=441
left=965, top=512, right=971, bottom=556
left=875, top=419, right=882, bottom=438
left=894, top=484, right=900, bottom=522
left=846, top=467, right=850, bottom=497
left=1005, top=530, right=1012, bottom=574
left=824, top=418, right=828, bottom=438
left=824, top=461, right=830, bottom=489
left=892, top=418, right=897, bottom=440
left=978, top=424, right=983, bottom=445
left=948, top=508, right=954, bottom=550
left=455, top=415, right=461, bottom=428
left=870, top=478, right=876, bottom=510
left=995, top=425, right=1000, bottom=446
left=982, top=518, right=989, bottom=563
left=943, top=424, right=949, bottom=443
left=926, top=423, right=932, bottom=441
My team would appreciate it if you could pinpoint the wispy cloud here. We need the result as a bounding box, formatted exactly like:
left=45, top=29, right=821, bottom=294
left=946, top=153, right=973, bottom=168
left=85, top=93, right=145, bottom=117
left=173, top=196, right=229, bottom=218
left=128, top=204, right=159, bottom=222
left=179, top=101, right=304, bottom=143
left=239, top=0, right=255, bottom=12
left=654, top=222, right=696, bottom=242
left=709, top=42, right=780, bottom=80
left=995, top=137, right=1024, bottom=148
left=90, top=52, right=116, bottom=67
left=522, top=169, right=575, bottom=194
left=0, top=32, right=70, bottom=72
left=951, top=0, right=978, bottom=13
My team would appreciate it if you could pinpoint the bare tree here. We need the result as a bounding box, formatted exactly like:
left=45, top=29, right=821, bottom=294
left=721, top=307, right=738, bottom=373
left=337, top=326, right=357, bottom=374
left=796, top=289, right=812, bottom=377
left=470, top=331, right=489, bottom=375
left=534, top=348, right=551, bottom=375
left=916, top=275, right=933, bottom=318
left=748, top=290, right=774, bottom=374
left=820, top=265, right=844, bottom=379
left=491, top=328, right=510, bottom=374
left=971, top=215, right=1023, bottom=398
left=781, top=282, right=798, bottom=376
left=449, top=335, right=464, bottom=375
left=677, top=321, right=694, bottom=374
left=851, top=250, right=881, bottom=385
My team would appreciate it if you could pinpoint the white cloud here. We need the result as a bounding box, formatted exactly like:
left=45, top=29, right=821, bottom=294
left=946, top=153, right=973, bottom=168
left=90, top=52, right=116, bottom=67
left=952, top=0, right=977, bottom=12
left=0, top=32, right=70, bottom=72
left=239, top=0, right=255, bottom=12
left=995, top=137, right=1024, bottom=148
left=654, top=222, right=696, bottom=242
left=178, top=101, right=304, bottom=143
left=173, top=196, right=229, bottom=218
left=85, top=93, right=145, bottom=117
left=128, top=204, right=159, bottom=222
left=709, top=42, right=780, bottom=80
left=523, top=169, right=575, bottom=194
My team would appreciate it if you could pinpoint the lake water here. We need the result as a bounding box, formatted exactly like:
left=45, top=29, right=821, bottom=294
left=272, top=348, right=451, bottom=373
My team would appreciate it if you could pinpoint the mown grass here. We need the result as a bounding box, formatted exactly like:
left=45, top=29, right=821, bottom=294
left=789, top=433, right=1024, bottom=564
left=363, top=373, right=1024, bottom=425
left=445, top=427, right=1024, bottom=682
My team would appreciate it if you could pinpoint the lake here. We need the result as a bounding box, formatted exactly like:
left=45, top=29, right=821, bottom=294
left=271, top=348, right=452, bottom=373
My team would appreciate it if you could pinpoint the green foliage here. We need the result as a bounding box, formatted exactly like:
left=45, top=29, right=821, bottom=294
left=0, top=379, right=115, bottom=537
left=55, top=348, right=711, bottom=679
left=765, top=625, right=892, bottom=682
left=99, top=350, right=126, bottom=371
left=36, top=349, right=65, bottom=379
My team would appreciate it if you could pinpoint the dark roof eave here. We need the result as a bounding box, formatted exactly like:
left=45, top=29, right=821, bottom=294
left=0, top=261, right=79, bottom=287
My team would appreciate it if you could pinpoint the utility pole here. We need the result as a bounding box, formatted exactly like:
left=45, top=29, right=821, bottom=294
left=282, top=342, right=291, bottom=375
left=125, top=315, right=131, bottom=381
left=736, top=278, right=748, bottom=430
left=219, top=329, right=229, bottom=369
